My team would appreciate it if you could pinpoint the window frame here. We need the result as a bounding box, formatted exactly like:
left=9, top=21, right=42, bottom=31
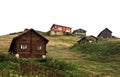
left=20, top=44, right=28, bottom=50
left=37, top=45, right=42, bottom=51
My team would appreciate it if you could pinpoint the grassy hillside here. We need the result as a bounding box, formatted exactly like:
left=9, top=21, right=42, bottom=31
left=0, top=35, right=17, bottom=54
left=70, top=39, right=120, bottom=77
left=71, top=41, right=120, bottom=61
left=0, top=32, right=120, bottom=77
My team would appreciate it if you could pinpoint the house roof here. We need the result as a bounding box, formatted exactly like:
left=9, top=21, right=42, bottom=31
left=98, top=28, right=112, bottom=37
left=78, top=35, right=97, bottom=43
left=87, top=35, right=97, bottom=39
left=51, top=24, right=72, bottom=29
left=8, top=29, right=49, bottom=52
left=14, top=28, right=48, bottom=42
left=73, top=28, right=86, bottom=33
left=103, top=28, right=112, bottom=33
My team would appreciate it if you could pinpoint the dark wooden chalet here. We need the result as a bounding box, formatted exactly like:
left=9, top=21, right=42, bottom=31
left=72, top=28, right=86, bottom=37
left=8, top=29, right=49, bottom=58
left=78, top=35, right=97, bottom=44
left=97, top=28, right=112, bottom=38
left=49, top=24, right=72, bottom=35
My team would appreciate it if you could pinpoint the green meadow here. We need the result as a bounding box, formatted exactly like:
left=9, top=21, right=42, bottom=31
left=0, top=33, right=120, bottom=77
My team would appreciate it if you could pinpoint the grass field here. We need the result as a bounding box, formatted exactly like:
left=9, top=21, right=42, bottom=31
left=0, top=33, right=120, bottom=77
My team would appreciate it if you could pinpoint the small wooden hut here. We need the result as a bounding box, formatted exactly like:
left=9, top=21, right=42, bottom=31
left=97, top=28, right=112, bottom=38
left=77, top=35, right=97, bottom=44
left=8, top=29, right=49, bottom=58
left=72, top=28, right=86, bottom=37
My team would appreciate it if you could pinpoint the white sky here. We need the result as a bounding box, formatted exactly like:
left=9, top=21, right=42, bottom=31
left=0, top=0, right=120, bottom=37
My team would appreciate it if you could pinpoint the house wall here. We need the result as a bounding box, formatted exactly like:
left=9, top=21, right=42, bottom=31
left=13, top=30, right=47, bottom=58
left=98, top=30, right=112, bottom=38
left=49, top=30, right=63, bottom=36
left=78, top=36, right=97, bottom=44
left=51, top=25, right=71, bottom=33
left=65, top=27, right=71, bottom=32
left=74, top=32, right=86, bottom=37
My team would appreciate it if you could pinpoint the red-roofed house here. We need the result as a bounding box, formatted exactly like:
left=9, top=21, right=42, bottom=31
left=49, top=24, right=72, bottom=35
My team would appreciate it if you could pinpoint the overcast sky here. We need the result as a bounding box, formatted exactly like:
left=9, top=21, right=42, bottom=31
left=0, top=0, right=120, bottom=37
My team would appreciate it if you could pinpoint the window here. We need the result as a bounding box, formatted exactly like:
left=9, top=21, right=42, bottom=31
left=37, top=46, right=42, bottom=50
left=89, top=40, right=93, bottom=43
left=21, top=44, right=27, bottom=50
left=58, top=27, right=62, bottom=31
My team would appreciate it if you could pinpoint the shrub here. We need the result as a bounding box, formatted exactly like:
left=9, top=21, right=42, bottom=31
left=44, top=58, right=76, bottom=71
left=104, top=42, right=120, bottom=56
left=0, top=54, right=10, bottom=61
left=44, top=58, right=90, bottom=77
left=71, top=41, right=120, bottom=61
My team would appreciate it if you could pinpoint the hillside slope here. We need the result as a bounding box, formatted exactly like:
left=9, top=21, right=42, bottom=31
left=0, top=32, right=120, bottom=77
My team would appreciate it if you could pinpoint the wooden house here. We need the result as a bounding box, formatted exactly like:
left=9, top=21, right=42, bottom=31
left=72, top=28, right=86, bottom=37
left=49, top=24, right=72, bottom=35
left=97, top=28, right=112, bottom=38
left=8, top=29, right=49, bottom=58
left=77, top=35, right=97, bottom=44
